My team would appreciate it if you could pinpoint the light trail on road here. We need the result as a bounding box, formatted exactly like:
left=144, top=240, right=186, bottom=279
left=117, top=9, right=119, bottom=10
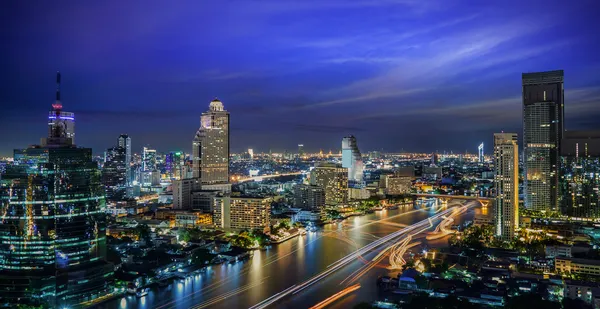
left=308, top=283, right=361, bottom=309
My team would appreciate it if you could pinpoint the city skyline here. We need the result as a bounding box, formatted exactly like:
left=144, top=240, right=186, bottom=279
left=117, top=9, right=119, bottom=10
left=2, top=1, right=600, bottom=155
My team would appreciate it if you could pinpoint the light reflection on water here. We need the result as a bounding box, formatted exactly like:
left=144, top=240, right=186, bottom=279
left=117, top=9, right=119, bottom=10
left=101, top=206, right=474, bottom=309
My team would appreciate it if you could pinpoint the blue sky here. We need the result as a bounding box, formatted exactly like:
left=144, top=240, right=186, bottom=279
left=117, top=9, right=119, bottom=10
left=1, top=0, right=600, bottom=155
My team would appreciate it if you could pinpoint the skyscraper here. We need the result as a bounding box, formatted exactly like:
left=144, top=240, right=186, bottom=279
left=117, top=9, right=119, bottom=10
left=43, top=72, right=75, bottom=147
left=560, top=131, right=600, bottom=218
left=310, top=163, right=348, bottom=206
left=118, top=134, right=131, bottom=184
left=522, top=70, right=564, bottom=212
left=102, top=145, right=126, bottom=199
left=478, top=143, right=484, bottom=163
left=298, top=144, right=305, bottom=158
left=193, top=99, right=230, bottom=186
left=142, top=146, right=157, bottom=172
left=0, top=96, right=112, bottom=307
left=342, top=136, right=364, bottom=183
left=494, top=133, right=519, bottom=240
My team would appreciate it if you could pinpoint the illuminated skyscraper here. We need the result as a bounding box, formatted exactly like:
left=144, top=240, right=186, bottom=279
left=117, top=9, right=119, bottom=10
left=43, top=72, right=75, bottom=146
left=118, top=134, right=131, bottom=184
left=142, top=146, right=157, bottom=172
left=193, top=99, right=230, bottom=185
left=478, top=143, right=484, bottom=163
left=522, top=70, right=564, bottom=212
left=341, top=136, right=364, bottom=183
left=298, top=144, right=305, bottom=158
left=0, top=99, right=112, bottom=307
left=560, top=131, right=600, bottom=218
left=310, top=163, right=348, bottom=206
left=494, top=133, right=519, bottom=240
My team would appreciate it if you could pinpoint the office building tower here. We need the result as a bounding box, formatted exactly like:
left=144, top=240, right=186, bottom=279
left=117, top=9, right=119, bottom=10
left=298, top=144, right=305, bottom=158
left=522, top=70, right=564, bottom=212
left=142, top=146, right=157, bottom=171
left=248, top=148, right=254, bottom=160
left=102, top=145, right=127, bottom=200
left=214, top=195, right=272, bottom=230
left=173, top=178, right=201, bottom=210
left=342, top=135, right=364, bottom=183
left=494, top=133, right=519, bottom=240
left=310, top=163, right=348, bottom=206
left=166, top=151, right=184, bottom=179
left=193, top=99, right=230, bottom=185
left=117, top=134, right=131, bottom=184
left=0, top=107, right=112, bottom=307
left=294, top=184, right=326, bottom=211
left=478, top=143, right=484, bottom=163
left=560, top=131, right=600, bottom=218
left=43, top=72, right=75, bottom=147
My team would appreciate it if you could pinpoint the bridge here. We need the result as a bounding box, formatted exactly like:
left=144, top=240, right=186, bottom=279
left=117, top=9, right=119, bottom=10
left=235, top=172, right=304, bottom=183
left=412, top=193, right=493, bottom=207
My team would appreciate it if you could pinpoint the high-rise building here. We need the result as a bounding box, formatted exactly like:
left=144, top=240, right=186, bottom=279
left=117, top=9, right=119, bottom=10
left=560, top=131, right=600, bottom=218
left=248, top=148, right=254, bottom=160
left=478, top=143, right=484, bottom=163
left=0, top=100, right=112, bottom=307
left=173, top=178, right=201, bottom=210
left=142, top=146, right=157, bottom=172
left=494, top=133, right=519, bottom=240
left=214, top=195, right=271, bottom=230
left=118, top=134, right=131, bottom=184
left=44, top=72, right=75, bottom=146
left=298, top=144, right=305, bottom=158
left=522, top=70, right=564, bottom=212
left=341, top=136, right=364, bottom=183
left=294, top=184, right=325, bottom=211
left=102, top=145, right=127, bottom=199
left=193, top=99, right=230, bottom=185
left=310, top=163, right=348, bottom=206
left=166, top=151, right=185, bottom=179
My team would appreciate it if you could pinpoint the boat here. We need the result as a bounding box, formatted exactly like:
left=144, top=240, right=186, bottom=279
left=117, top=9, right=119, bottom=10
left=136, top=287, right=149, bottom=297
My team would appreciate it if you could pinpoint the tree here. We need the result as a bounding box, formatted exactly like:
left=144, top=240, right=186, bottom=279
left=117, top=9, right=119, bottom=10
left=505, top=294, right=561, bottom=309
left=178, top=229, right=191, bottom=242
left=278, top=220, right=290, bottom=230
left=135, top=224, right=152, bottom=243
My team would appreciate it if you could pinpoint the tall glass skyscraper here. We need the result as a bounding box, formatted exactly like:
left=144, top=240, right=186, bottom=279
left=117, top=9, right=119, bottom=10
left=522, top=70, right=564, bottom=212
left=46, top=72, right=75, bottom=145
left=117, top=134, right=131, bottom=184
left=342, top=135, right=364, bottom=184
left=193, top=99, right=230, bottom=185
left=0, top=86, right=113, bottom=307
left=560, top=131, right=600, bottom=218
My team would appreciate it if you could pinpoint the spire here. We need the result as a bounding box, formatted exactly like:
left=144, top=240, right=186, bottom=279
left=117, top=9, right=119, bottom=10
left=52, top=71, right=63, bottom=110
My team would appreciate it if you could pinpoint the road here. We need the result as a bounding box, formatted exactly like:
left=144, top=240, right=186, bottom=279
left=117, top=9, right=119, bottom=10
left=99, top=202, right=477, bottom=309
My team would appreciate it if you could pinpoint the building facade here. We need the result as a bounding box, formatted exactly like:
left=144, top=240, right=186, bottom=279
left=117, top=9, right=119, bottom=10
left=342, top=136, right=364, bottom=183
left=214, top=196, right=271, bottom=230
left=117, top=134, right=131, bottom=184
left=294, top=184, right=325, bottom=211
left=0, top=102, right=112, bottom=307
left=310, top=163, right=348, bottom=206
left=560, top=130, right=600, bottom=218
left=522, top=70, right=564, bottom=212
left=494, top=133, right=519, bottom=239
left=172, top=178, right=201, bottom=210
left=193, top=99, right=230, bottom=185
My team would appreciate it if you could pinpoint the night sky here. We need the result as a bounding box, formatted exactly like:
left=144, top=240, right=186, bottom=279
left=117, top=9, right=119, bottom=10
left=2, top=1, right=600, bottom=156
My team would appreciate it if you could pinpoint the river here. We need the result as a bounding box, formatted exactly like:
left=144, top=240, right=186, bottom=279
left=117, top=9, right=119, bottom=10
left=98, top=201, right=477, bottom=309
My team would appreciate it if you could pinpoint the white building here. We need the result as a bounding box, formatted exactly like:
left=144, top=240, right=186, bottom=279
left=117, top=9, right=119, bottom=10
left=494, top=133, right=519, bottom=239
left=342, top=136, right=364, bottom=183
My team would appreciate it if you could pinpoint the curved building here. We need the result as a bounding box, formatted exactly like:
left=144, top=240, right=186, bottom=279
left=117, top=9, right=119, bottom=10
left=342, top=135, right=364, bottom=184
